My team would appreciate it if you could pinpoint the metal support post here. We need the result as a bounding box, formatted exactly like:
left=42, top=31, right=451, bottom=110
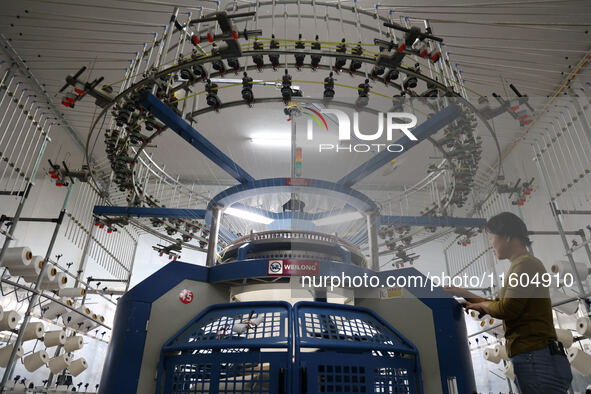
left=206, top=206, right=221, bottom=267
left=74, top=223, right=97, bottom=287
left=482, top=232, right=498, bottom=296
left=367, top=211, right=379, bottom=271
left=125, top=239, right=139, bottom=292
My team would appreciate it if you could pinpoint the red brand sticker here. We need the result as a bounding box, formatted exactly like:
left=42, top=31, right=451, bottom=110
left=179, top=289, right=194, bottom=304
left=267, top=259, right=319, bottom=276
left=285, top=178, right=310, bottom=186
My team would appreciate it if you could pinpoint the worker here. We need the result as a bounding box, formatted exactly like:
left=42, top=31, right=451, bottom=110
left=444, top=212, right=572, bottom=393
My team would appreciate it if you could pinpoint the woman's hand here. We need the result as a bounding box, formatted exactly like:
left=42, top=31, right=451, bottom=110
left=462, top=301, right=492, bottom=317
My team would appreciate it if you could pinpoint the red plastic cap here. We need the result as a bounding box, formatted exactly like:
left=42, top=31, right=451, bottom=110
left=207, top=32, right=214, bottom=43
left=397, top=43, right=406, bottom=53
left=232, top=30, right=238, bottom=40
left=74, top=88, right=84, bottom=95
left=430, top=52, right=441, bottom=62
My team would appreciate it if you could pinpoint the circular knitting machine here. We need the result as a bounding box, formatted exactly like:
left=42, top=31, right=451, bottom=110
left=59, top=2, right=512, bottom=393
left=75, top=0, right=504, bottom=264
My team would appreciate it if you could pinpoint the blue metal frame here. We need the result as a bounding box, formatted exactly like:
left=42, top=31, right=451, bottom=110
left=140, top=92, right=255, bottom=185
left=293, top=301, right=419, bottom=353
left=98, top=263, right=209, bottom=394
left=337, top=104, right=460, bottom=188
left=375, top=270, right=477, bottom=393
left=101, top=260, right=476, bottom=394
left=157, top=301, right=293, bottom=394
left=160, top=351, right=289, bottom=394
left=293, top=301, right=423, bottom=394
left=162, top=301, right=293, bottom=351
left=93, top=205, right=207, bottom=219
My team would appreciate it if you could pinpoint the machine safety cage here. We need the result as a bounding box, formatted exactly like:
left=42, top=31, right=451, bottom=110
left=157, top=301, right=423, bottom=394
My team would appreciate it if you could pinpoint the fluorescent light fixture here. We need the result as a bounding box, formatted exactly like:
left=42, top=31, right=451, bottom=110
left=250, top=138, right=291, bottom=147
left=313, top=211, right=364, bottom=226
left=224, top=207, right=274, bottom=224
left=250, top=133, right=291, bottom=147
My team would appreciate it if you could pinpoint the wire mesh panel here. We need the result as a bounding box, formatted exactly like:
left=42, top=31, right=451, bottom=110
left=301, top=353, right=417, bottom=394
left=169, top=361, right=213, bottom=393
left=294, top=302, right=423, bottom=394
left=164, top=353, right=286, bottom=394
left=159, top=301, right=422, bottom=393
left=167, top=302, right=291, bottom=349
left=295, top=302, right=417, bottom=352
left=158, top=302, right=292, bottom=394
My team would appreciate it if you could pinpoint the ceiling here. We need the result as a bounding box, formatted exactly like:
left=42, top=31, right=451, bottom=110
left=0, top=0, right=590, bottom=213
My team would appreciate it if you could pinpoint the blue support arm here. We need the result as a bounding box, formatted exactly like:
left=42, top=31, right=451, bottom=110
left=337, top=104, right=460, bottom=188
left=140, top=92, right=255, bottom=185
left=93, top=205, right=207, bottom=219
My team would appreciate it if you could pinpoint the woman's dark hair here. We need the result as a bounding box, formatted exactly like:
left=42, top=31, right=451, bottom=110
left=485, top=212, right=532, bottom=246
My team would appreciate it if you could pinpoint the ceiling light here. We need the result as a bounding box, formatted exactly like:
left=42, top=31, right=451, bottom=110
left=250, top=132, right=291, bottom=147
left=250, top=138, right=291, bottom=147
left=225, top=207, right=274, bottom=224
left=250, top=136, right=291, bottom=147
left=313, top=211, right=364, bottom=226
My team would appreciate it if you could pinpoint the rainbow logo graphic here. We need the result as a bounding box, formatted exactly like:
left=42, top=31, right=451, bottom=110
left=302, top=106, right=328, bottom=130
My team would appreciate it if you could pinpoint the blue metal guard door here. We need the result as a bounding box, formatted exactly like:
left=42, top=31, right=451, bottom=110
left=294, top=301, right=423, bottom=394
left=157, top=301, right=423, bottom=393
left=157, top=301, right=292, bottom=394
